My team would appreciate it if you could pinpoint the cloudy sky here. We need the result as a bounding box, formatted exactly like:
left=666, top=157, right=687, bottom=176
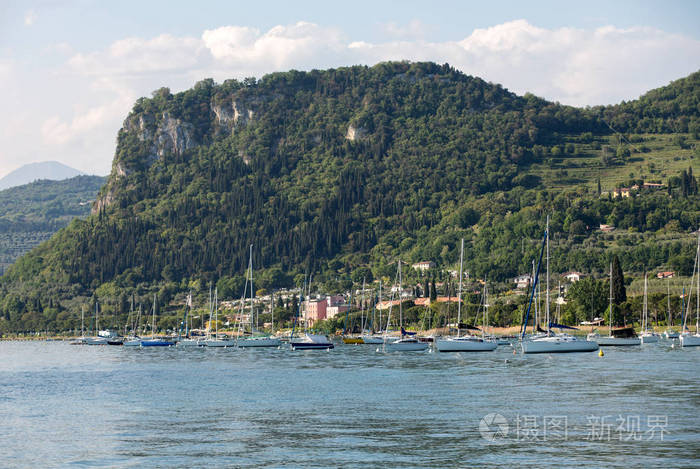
left=1, top=0, right=699, bottom=178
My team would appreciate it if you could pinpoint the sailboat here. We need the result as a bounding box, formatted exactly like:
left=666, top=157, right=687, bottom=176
left=204, top=288, right=235, bottom=347
left=664, top=278, right=680, bottom=339
left=360, top=281, right=384, bottom=344
left=680, top=230, right=700, bottom=347
left=85, top=301, right=108, bottom=345
left=140, top=294, right=175, bottom=346
left=640, top=273, right=660, bottom=343
left=237, top=245, right=281, bottom=348
left=436, top=239, right=496, bottom=352
left=386, top=260, right=428, bottom=352
left=522, top=217, right=598, bottom=353
left=123, top=304, right=144, bottom=347
left=70, top=307, right=88, bottom=345
left=588, top=262, right=641, bottom=346
left=178, top=292, right=204, bottom=347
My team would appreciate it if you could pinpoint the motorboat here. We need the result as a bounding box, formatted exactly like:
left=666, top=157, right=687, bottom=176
left=291, top=333, right=334, bottom=350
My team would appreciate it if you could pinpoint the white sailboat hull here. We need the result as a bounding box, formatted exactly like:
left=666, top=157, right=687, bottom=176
left=237, top=337, right=281, bottom=348
left=85, top=337, right=108, bottom=345
left=522, top=336, right=598, bottom=353
left=435, top=337, right=497, bottom=352
left=664, top=330, right=680, bottom=339
left=203, top=339, right=236, bottom=347
left=177, top=339, right=204, bottom=347
left=680, top=334, right=700, bottom=347
left=594, top=336, right=641, bottom=346
left=386, top=339, right=429, bottom=351
left=640, top=333, right=659, bottom=343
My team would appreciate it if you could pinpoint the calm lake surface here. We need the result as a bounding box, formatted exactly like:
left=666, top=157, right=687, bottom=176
left=1, top=340, right=698, bottom=468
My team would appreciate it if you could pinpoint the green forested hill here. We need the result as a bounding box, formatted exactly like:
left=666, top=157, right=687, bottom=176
left=1, top=62, right=698, bottom=332
left=0, top=175, right=105, bottom=274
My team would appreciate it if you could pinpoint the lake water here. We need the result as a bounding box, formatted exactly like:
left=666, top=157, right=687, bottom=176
left=1, top=340, right=698, bottom=468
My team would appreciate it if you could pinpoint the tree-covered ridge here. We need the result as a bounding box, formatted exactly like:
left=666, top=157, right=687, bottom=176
left=598, top=70, right=700, bottom=134
left=0, top=175, right=105, bottom=231
left=1, top=62, right=698, bottom=328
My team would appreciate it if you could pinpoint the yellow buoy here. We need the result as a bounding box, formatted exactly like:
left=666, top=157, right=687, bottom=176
left=598, top=349, right=604, bottom=357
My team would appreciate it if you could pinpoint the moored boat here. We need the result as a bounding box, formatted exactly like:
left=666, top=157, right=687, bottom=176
left=291, top=333, right=334, bottom=350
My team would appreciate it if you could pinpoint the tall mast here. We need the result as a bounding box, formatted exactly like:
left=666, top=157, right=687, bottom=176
left=643, top=273, right=648, bottom=332
left=546, top=215, right=550, bottom=334
left=483, top=282, right=488, bottom=338
left=360, top=277, right=366, bottom=331
left=214, top=288, right=218, bottom=338
left=457, top=238, right=464, bottom=338
left=697, top=235, right=699, bottom=333
left=398, top=260, right=403, bottom=330
left=609, top=262, right=613, bottom=337
left=667, top=277, right=671, bottom=327
left=532, top=260, right=537, bottom=332
left=249, top=244, right=254, bottom=332
left=152, top=294, right=156, bottom=339
left=378, top=280, right=382, bottom=333
left=95, top=300, right=99, bottom=334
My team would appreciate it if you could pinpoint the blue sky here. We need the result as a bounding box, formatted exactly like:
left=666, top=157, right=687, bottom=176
left=1, top=0, right=699, bottom=177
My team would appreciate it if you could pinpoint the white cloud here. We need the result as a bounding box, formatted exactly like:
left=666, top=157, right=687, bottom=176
left=2, top=19, right=699, bottom=178
left=68, top=34, right=205, bottom=76
left=24, top=9, right=37, bottom=26
left=202, top=22, right=346, bottom=71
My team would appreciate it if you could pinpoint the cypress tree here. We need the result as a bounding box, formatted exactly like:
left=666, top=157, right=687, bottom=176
left=611, top=255, right=626, bottom=305
left=430, top=277, right=437, bottom=301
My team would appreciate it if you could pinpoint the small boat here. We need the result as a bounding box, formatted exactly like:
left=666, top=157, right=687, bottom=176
left=123, top=337, right=142, bottom=347
left=140, top=338, right=175, bottom=347
left=342, top=336, right=364, bottom=344
left=521, top=218, right=598, bottom=354
left=386, top=337, right=429, bottom=352
left=591, top=327, right=641, bottom=346
left=85, top=336, right=108, bottom=345
left=86, top=302, right=108, bottom=345
left=359, top=335, right=384, bottom=344
left=177, top=338, right=204, bottom=347
left=237, top=336, right=282, bottom=348
left=291, top=333, right=334, bottom=350
left=664, top=277, right=680, bottom=339
left=680, top=232, right=700, bottom=348
left=436, top=335, right=497, bottom=352
left=235, top=245, right=282, bottom=349
left=640, top=274, right=659, bottom=344
left=140, top=295, right=175, bottom=347
left=587, top=262, right=640, bottom=346
left=436, top=250, right=497, bottom=353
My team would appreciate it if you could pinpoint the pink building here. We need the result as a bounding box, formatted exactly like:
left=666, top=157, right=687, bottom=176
left=304, top=299, right=327, bottom=325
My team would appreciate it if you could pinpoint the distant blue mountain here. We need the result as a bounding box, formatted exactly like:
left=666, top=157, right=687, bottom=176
left=0, top=161, right=84, bottom=191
